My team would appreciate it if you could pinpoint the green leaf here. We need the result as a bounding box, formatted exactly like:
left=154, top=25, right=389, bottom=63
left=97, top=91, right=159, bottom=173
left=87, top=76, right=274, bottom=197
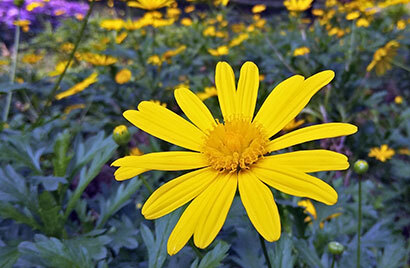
left=141, top=209, right=181, bottom=268
left=0, top=246, right=20, bottom=268
left=52, top=130, right=73, bottom=177
left=0, top=82, right=34, bottom=93
left=38, top=191, right=64, bottom=237
left=0, top=202, right=41, bottom=230
left=268, top=234, right=296, bottom=268
left=377, top=241, right=407, bottom=268
left=294, top=239, right=324, bottom=268
left=106, top=216, right=139, bottom=254
left=191, top=241, right=230, bottom=268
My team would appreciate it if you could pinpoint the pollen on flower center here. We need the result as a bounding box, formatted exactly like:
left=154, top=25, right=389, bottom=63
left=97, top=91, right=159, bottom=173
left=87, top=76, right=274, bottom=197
left=202, top=119, right=269, bottom=172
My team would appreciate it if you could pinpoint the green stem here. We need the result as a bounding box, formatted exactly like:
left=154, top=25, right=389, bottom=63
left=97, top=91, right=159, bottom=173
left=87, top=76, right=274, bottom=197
left=140, top=175, right=153, bottom=193
left=357, top=177, right=362, bottom=268
left=31, top=0, right=95, bottom=128
left=189, top=239, right=203, bottom=259
left=2, top=8, right=21, bottom=122
left=265, top=36, right=297, bottom=74
left=345, top=21, right=355, bottom=71
left=391, top=60, right=410, bottom=73
left=259, top=233, right=272, bottom=268
left=331, top=255, right=336, bottom=268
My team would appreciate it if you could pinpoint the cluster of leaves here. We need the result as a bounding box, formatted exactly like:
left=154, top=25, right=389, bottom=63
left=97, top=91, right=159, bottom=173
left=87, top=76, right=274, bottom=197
left=0, top=0, right=409, bottom=267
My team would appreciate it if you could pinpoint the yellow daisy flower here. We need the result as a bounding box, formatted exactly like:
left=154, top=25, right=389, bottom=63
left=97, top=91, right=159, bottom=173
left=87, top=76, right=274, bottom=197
left=127, top=0, right=175, bottom=10
left=368, top=144, right=395, bottom=162
left=115, top=69, right=132, bottom=84
left=293, top=46, right=310, bottom=56
left=112, top=61, right=357, bottom=255
left=55, top=72, right=98, bottom=100
left=283, top=0, right=313, bottom=12
left=367, top=40, right=399, bottom=76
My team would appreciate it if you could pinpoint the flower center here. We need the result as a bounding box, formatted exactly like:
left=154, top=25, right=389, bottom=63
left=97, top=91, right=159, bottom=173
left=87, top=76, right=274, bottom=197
left=202, top=119, right=269, bottom=173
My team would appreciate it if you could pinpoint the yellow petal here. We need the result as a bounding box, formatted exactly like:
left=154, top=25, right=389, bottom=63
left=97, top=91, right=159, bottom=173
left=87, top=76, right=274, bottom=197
left=253, top=75, right=304, bottom=136
left=215, top=61, right=237, bottom=120
left=238, top=171, right=281, bottom=241
left=252, top=164, right=338, bottom=205
left=268, top=123, right=358, bottom=152
left=254, top=71, right=335, bottom=138
left=114, top=167, right=148, bottom=181
left=237, top=61, right=259, bottom=121
left=124, top=101, right=206, bottom=151
left=167, top=174, right=223, bottom=255
left=142, top=168, right=218, bottom=219
left=193, top=172, right=237, bottom=248
left=174, top=88, right=217, bottom=133
left=262, top=150, right=349, bottom=172
left=111, top=151, right=208, bottom=171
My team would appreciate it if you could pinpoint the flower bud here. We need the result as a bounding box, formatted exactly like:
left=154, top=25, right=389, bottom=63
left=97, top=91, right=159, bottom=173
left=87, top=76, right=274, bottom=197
left=113, top=125, right=130, bottom=145
left=353, top=159, right=369, bottom=175
left=328, top=241, right=344, bottom=255
left=14, top=0, right=25, bottom=7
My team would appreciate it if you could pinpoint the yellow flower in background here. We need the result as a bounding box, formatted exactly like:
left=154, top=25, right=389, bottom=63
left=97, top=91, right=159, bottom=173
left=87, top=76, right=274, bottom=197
left=368, top=144, right=395, bottom=162
left=394, top=96, right=403, bottom=104
left=128, top=0, right=175, bottom=10
left=184, top=5, right=195, bottom=13
left=60, top=42, right=75, bottom=53
left=78, top=52, right=118, bottom=66
left=284, top=0, right=313, bottom=12
left=162, top=45, right=187, bottom=60
left=283, top=118, right=305, bottom=131
left=214, top=0, right=229, bottom=6
left=26, top=1, right=44, bottom=11
left=116, top=32, right=128, bottom=44
left=14, top=20, right=30, bottom=32
left=115, top=69, right=132, bottom=84
left=356, top=18, right=370, bottom=27
left=147, top=55, right=163, bottom=66
left=100, top=19, right=124, bottom=31
left=130, top=147, right=144, bottom=156
left=49, top=61, right=73, bottom=77
left=252, top=4, right=266, bottom=13
left=208, top=46, right=229, bottom=56
left=22, top=53, right=43, bottom=64
left=112, top=61, right=357, bottom=255
left=312, top=9, right=324, bottom=16
left=63, top=103, right=86, bottom=115
left=293, top=46, right=310, bottom=56
left=229, top=33, right=249, bottom=47
left=181, top=18, right=193, bottom=26
left=0, top=59, right=9, bottom=65
left=259, top=74, right=265, bottom=81
left=55, top=72, right=98, bottom=100
left=149, top=100, right=167, bottom=107
left=196, top=86, right=218, bottom=101
left=346, top=11, right=360, bottom=20
left=398, top=148, right=410, bottom=156
left=396, top=19, right=406, bottom=30
left=367, top=40, right=399, bottom=76
left=297, top=199, right=317, bottom=221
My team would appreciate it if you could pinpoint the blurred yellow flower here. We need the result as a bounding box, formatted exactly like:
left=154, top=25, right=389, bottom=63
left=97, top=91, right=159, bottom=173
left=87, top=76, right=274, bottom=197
left=60, top=42, right=74, bottom=53
left=26, top=2, right=44, bottom=11
left=259, top=74, right=265, bottom=81
left=100, top=19, right=124, bottom=31
left=0, top=59, right=9, bottom=65
left=149, top=100, right=167, bottom=107
left=284, top=0, right=313, bottom=12
left=49, top=61, right=73, bottom=77
left=184, top=5, right=195, bottom=13
left=346, top=11, right=360, bottom=20
left=78, top=52, right=118, bottom=66
left=181, top=18, right=193, bottom=26
left=55, top=72, right=98, bottom=100
left=312, top=9, right=324, bottom=16
left=22, top=53, right=43, bottom=64
left=214, top=0, right=229, bottom=6
left=356, top=18, right=370, bottom=27
left=208, top=46, right=229, bottom=56
left=196, top=86, right=218, bottom=101
left=162, top=45, right=187, bottom=60
left=293, top=46, right=310, bottom=56
left=63, top=103, right=86, bottom=115
left=394, top=96, right=403, bottom=104
left=147, top=55, right=163, bottom=66
left=128, top=0, right=175, bottom=10
left=398, top=148, right=410, bottom=155
left=229, top=33, right=249, bottom=47
left=396, top=19, right=406, bottom=30
left=167, top=7, right=181, bottom=19
left=252, top=4, right=266, bottom=13
left=14, top=20, right=30, bottom=32
left=116, top=32, right=128, bottom=44
left=130, top=147, right=144, bottom=156
left=297, top=199, right=317, bottom=222
left=115, top=69, right=132, bottom=84
left=368, top=144, right=395, bottom=162
left=367, top=40, right=399, bottom=76
left=283, top=118, right=305, bottom=131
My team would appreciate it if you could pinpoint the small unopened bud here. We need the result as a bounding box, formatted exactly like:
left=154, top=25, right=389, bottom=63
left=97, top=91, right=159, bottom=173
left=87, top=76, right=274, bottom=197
left=328, top=241, right=344, bottom=255
left=354, top=160, right=369, bottom=175
left=113, top=125, right=130, bottom=145
left=14, top=0, right=25, bottom=7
